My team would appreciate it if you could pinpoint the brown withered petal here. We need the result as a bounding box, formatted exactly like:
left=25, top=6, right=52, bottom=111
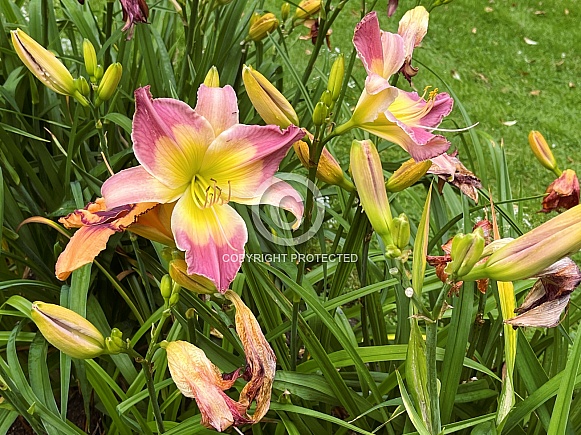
left=226, top=291, right=276, bottom=423
left=165, top=341, right=250, bottom=432
left=540, top=169, right=580, bottom=213
left=430, top=152, right=482, bottom=203
left=505, top=257, right=581, bottom=328
left=299, top=19, right=332, bottom=49
left=119, top=0, right=149, bottom=39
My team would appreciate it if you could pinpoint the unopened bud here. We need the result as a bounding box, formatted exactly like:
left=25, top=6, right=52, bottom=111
left=31, top=302, right=106, bottom=359
left=249, top=12, right=279, bottom=42
left=169, top=259, right=217, bottom=295
left=160, top=274, right=172, bottom=301
left=293, top=140, right=355, bottom=190
left=281, top=2, right=290, bottom=21
left=95, top=62, right=122, bottom=106
left=391, top=213, right=410, bottom=251
left=203, top=66, right=220, bottom=87
left=312, top=101, right=328, bottom=126
left=105, top=328, right=126, bottom=354
left=294, top=0, right=321, bottom=21
left=327, top=54, right=344, bottom=101
left=529, top=131, right=561, bottom=176
left=242, top=65, right=299, bottom=128
left=385, top=244, right=402, bottom=259
left=94, top=64, right=104, bottom=81
left=386, top=158, right=432, bottom=192
left=75, top=76, right=90, bottom=97
left=82, top=39, right=98, bottom=80
left=320, top=90, right=333, bottom=107
left=445, top=227, right=485, bottom=278
left=168, top=284, right=181, bottom=307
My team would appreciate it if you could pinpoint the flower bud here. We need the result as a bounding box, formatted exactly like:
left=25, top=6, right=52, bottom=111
left=312, top=101, right=328, bottom=126
left=160, top=274, right=172, bottom=301
left=75, top=76, right=90, bottom=97
left=445, top=227, right=485, bottom=278
left=350, top=139, right=393, bottom=247
left=242, top=65, right=299, bottom=128
left=31, top=302, right=106, bottom=359
left=11, top=29, right=89, bottom=106
left=294, top=0, right=321, bottom=21
left=105, top=328, right=126, bottom=354
left=461, top=204, right=581, bottom=282
left=386, top=158, right=432, bottom=192
left=94, top=64, right=104, bottom=81
left=82, top=39, right=98, bottom=81
left=169, top=259, right=217, bottom=294
left=327, top=54, right=344, bottom=101
left=281, top=2, right=290, bottom=21
left=320, top=90, right=333, bottom=107
left=203, top=66, right=220, bottom=88
left=391, top=213, right=410, bottom=251
left=293, top=140, right=354, bottom=191
left=529, top=131, right=560, bottom=176
left=95, top=62, right=122, bottom=106
left=249, top=12, right=279, bottom=42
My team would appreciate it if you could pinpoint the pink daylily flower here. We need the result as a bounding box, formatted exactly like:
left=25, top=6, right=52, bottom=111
left=342, top=11, right=453, bottom=161
left=398, top=6, right=430, bottom=81
left=102, top=85, right=304, bottom=291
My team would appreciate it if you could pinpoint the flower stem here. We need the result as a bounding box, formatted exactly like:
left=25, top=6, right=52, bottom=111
left=425, top=320, right=442, bottom=434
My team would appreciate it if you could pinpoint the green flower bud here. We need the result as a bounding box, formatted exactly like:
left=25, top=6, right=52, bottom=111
left=31, top=302, right=106, bottom=359
left=327, top=54, right=344, bottom=101
left=82, top=39, right=98, bottom=81
left=203, top=66, right=220, bottom=88
left=75, top=76, right=90, bottom=97
left=281, top=2, right=290, bottom=21
left=105, top=328, right=126, bottom=354
left=386, top=158, right=432, bottom=192
left=391, top=213, right=410, bottom=251
left=160, top=274, right=172, bottom=302
left=320, top=89, right=333, bottom=107
left=95, top=63, right=122, bottom=106
left=445, top=227, right=485, bottom=278
left=312, top=101, right=328, bottom=126
left=169, top=259, right=217, bottom=294
left=94, top=64, right=104, bottom=81
left=249, top=12, right=279, bottom=42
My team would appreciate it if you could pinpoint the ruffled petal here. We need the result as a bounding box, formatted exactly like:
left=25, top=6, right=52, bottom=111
left=353, top=13, right=404, bottom=93
left=194, top=85, right=239, bottom=136
left=56, top=226, right=116, bottom=280
left=234, top=177, right=304, bottom=230
left=199, top=124, right=304, bottom=200
left=133, top=86, right=214, bottom=187
left=102, top=166, right=185, bottom=208
left=171, top=190, right=248, bottom=292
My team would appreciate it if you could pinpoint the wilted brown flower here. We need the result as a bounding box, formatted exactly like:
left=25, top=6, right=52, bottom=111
left=119, top=0, right=149, bottom=39
left=429, top=151, right=482, bottom=203
left=540, top=169, right=580, bottom=213
left=299, top=19, right=332, bottom=49
left=505, top=257, right=581, bottom=328
left=226, top=290, right=277, bottom=424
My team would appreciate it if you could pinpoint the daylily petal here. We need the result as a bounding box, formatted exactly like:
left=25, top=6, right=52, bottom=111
left=171, top=190, right=248, bottom=291
left=353, top=12, right=404, bottom=93
left=234, top=177, right=304, bottom=230
left=226, top=291, right=276, bottom=423
left=504, top=296, right=570, bottom=328
left=398, top=6, right=429, bottom=61
left=56, top=202, right=157, bottom=280
left=102, top=166, right=185, bottom=209
left=133, top=86, right=215, bottom=188
left=130, top=203, right=176, bottom=246
left=351, top=87, right=398, bottom=126
left=56, top=226, right=116, bottom=280
left=194, top=84, right=239, bottom=136
left=165, top=340, right=249, bottom=431
left=358, top=112, right=450, bottom=161
left=387, top=90, right=453, bottom=128
left=199, top=124, right=304, bottom=200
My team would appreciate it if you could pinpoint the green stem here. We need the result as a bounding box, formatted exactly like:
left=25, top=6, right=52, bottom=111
left=142, top=359, right=165, bottom=433
left=425, top=320, right=442, bottom=434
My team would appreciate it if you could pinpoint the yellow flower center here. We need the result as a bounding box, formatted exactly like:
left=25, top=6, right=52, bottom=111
left=190, top=175, right=231, bottom=209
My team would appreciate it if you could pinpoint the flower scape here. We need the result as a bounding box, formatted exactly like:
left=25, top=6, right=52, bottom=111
left=2, top=1, right=581, bottom=434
